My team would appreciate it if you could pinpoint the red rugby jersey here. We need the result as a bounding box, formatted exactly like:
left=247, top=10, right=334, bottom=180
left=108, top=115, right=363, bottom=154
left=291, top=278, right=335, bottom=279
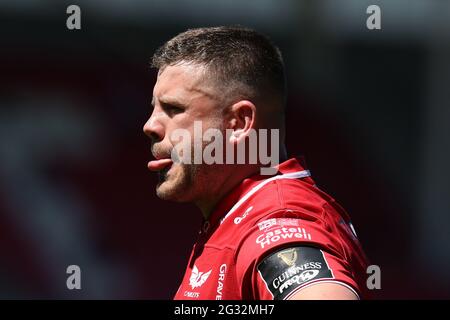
left=173, top=157, right=369, bottom=300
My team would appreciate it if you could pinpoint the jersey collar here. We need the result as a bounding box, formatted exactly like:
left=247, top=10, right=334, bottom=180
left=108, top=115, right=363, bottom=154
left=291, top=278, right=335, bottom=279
left=201, top=156, right=314, bottom=234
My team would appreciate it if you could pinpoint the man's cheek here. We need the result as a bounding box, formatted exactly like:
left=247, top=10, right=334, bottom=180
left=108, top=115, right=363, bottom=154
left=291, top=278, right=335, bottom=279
left=170, top=131, right=195, bottom=165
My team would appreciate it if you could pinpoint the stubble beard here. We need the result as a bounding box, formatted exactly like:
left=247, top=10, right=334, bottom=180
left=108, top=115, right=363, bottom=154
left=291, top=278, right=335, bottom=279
left=156, top=122, right=225, bottom=204
left=155, top=134, right=213, bottom=203
left=155, top=160, right=199, bottom=202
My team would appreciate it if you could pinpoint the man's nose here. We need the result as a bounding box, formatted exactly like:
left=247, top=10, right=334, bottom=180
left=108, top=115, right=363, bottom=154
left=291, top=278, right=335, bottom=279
left=143, top=112, right=164, bottom=142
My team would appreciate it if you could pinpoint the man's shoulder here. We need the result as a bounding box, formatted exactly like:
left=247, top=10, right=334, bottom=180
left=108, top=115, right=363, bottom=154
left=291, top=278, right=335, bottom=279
left=210, top=174, right=344, bottom=253
left=230, top=177, right=353, bottom=262
left=246, top=175, right=328, bottom=216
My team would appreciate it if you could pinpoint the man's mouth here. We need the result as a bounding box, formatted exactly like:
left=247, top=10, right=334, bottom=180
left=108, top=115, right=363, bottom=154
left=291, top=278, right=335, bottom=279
left=147, top=157, right=173, bottom=172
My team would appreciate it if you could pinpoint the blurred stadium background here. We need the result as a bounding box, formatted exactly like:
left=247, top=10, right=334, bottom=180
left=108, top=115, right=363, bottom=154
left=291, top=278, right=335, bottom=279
left=0, top=0, right=449, bottom=299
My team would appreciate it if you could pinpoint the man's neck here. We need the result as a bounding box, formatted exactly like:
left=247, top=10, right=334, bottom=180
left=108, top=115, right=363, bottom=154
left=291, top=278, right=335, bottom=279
left=195, top=146, right=288, bottom=220
left=195, top=164, right=260, bottom=220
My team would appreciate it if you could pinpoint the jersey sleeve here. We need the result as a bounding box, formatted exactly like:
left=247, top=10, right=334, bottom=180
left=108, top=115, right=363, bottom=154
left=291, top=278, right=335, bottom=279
left=235, top=210, right=362, bottom=300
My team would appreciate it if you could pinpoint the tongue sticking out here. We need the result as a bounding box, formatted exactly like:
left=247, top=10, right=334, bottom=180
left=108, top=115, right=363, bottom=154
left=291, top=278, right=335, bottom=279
left=147, top=158, right=173, bottom=171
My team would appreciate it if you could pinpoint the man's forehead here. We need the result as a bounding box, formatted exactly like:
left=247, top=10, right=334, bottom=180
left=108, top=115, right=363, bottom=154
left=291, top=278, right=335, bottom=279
left=153, top=64, right=217, bottom=103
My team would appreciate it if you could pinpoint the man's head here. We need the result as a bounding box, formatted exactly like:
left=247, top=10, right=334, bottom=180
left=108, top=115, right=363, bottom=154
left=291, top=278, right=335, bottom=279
left=143, top=26, right=287, bottom=214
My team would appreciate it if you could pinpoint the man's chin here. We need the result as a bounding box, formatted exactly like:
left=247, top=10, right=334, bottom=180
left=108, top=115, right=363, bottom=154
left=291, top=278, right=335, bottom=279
left=154, top=162, right=195, bottom=201
left=156, top=180, right=189, bottom=202
left=156, top=182, right=173, bottom=200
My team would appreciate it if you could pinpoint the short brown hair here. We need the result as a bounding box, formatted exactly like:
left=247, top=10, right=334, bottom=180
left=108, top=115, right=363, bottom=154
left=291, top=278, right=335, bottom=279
left=152, top=26, right=286, bottom=108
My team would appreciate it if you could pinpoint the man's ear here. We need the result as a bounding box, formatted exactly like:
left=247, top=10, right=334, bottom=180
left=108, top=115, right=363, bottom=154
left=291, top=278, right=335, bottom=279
left=226, top=100, right=256, bottom=143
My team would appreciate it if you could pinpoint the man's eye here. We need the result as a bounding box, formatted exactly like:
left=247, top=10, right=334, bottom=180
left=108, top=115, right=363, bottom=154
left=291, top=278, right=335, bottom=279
left=163, top=104, right=184, bottom=115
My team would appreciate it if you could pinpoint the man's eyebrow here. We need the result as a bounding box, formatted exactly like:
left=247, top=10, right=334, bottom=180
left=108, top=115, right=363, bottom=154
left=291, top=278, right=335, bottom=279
left=158, top=96, right=187, bottom=109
